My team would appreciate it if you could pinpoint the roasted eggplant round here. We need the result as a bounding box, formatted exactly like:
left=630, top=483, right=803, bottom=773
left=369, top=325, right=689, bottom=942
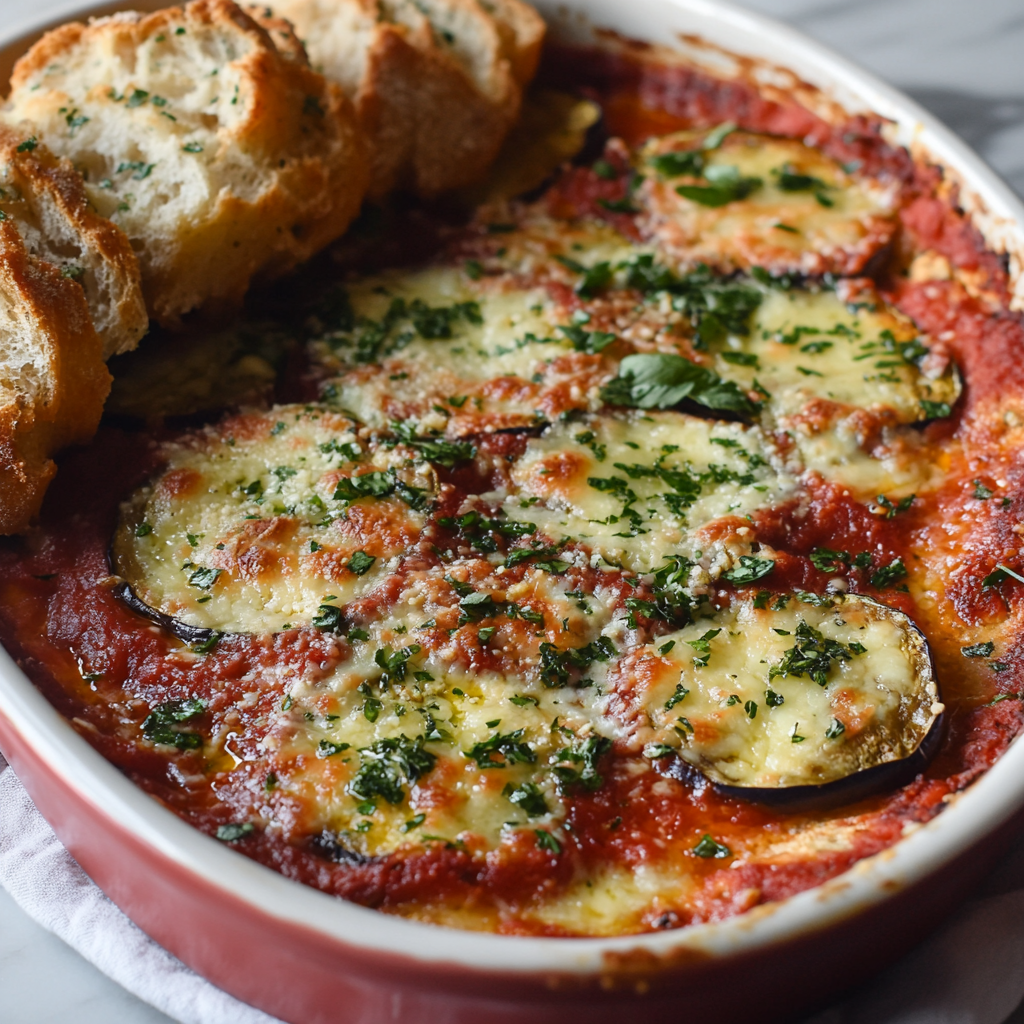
left=110, top=404, right=436, bottom=635
left=630, top=593, right=943, bottom=806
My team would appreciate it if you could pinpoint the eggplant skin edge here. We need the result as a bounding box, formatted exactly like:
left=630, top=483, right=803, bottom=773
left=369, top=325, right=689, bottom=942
left=114, top=580, right=226, bottom=647
left=309, top=829, right=379, bottom=867
left=711, top=711, right=947, bottom=814
left=665, top=593, right=945, bottom=813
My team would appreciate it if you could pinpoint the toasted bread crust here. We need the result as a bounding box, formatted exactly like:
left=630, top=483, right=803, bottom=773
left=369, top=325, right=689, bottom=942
left=267, top=0, right=544, bottom=197
left=7, top=0, right=369, bottom=325
left=0, top=124, right=147, bottom=359
left=0, top=215, right=110, bottom=534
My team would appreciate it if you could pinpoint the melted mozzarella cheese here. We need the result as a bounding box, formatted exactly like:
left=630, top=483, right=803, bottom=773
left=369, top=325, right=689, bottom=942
left=640, top=130, right=897, bottom=275
left=311, top=265, right=579, bottom=429
left=612, top=595, right=940, bottom=788
left=710, top=285, right=960, bottom=424
left=791, top=414, right=943, bottom=500
left=505, top=410, right=798, bottom=575
left=262, top=563, right=628, bottom=857
left=113, top=406, right=434, bottom=633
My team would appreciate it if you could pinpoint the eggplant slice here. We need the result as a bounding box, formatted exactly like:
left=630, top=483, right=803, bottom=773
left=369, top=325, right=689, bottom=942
left=632, top=594, right=943, bottom=798
left=504, top=409, right=798, bottom=575
left=638, top=128, right=900, bottom=278
left=110, top=404, right=435, bottom=635
left=700, top=282, right=961, bottom=427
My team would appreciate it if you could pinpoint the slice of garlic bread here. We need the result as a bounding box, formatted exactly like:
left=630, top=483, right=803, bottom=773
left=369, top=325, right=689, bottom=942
left=0, top=207, right=110, bottom=534
left=0, top=125, right=146, bottom=359
left=265, top=0, right=544, bottom=197
left=6, top=0, right=369, bottom=325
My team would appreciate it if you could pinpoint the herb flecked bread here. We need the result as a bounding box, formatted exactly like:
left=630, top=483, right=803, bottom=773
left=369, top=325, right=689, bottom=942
left=262, top=0, right=545, bottom=197
left=5, top=0, right=370, bottom=325
left=0, top=131, right=146, bottom=360
left=0, top=124, right=117, bottom=534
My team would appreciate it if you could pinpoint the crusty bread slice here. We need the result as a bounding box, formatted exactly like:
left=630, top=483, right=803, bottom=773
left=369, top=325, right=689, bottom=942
left=263, top=0, right=544, bottom=197
left=0, top=124, right=146, bottom=359
left=0, top=193, right=110, bottom=534
left=5, top=0, right=369, bottom=326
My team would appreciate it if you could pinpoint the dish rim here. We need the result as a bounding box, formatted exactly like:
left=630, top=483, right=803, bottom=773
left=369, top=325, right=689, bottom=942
left=1, top=0, right=1023, bottom=978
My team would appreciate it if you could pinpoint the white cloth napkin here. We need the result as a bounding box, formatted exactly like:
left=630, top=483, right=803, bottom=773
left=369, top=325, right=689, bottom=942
left=0, top=751, right=283, bottom=1024
left=3, top=747, right=1024, bottom=1024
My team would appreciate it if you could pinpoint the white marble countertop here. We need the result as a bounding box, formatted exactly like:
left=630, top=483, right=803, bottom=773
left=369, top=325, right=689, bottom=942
left=2, top=0, right=1024, bottom=1022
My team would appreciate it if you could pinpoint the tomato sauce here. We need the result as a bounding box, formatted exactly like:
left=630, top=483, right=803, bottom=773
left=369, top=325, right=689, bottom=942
left=3, top=43, right=1024, bottom=936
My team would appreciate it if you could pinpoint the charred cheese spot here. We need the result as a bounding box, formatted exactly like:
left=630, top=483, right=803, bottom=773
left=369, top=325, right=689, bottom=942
left=788, top=404, right=943, bottom=500
left=640, top=130, right=896, bottom=276
left=610, top=595, right=940, bottom=788
left=112, top=406, right=434, bottom=633
left=506, top=411, right=797, bottom=574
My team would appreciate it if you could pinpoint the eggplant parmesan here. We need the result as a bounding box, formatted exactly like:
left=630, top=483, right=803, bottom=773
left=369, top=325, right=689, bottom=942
left=2, top=31, right=1024, bottom=939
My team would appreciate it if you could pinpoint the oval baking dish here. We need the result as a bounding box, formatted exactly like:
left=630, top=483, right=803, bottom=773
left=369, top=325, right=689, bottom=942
left=3, top=0, right=1024, bottom=1021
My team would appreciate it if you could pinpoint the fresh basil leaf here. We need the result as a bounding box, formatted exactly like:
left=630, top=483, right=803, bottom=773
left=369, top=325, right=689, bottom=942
left=600, top=353, right=757, bottom=414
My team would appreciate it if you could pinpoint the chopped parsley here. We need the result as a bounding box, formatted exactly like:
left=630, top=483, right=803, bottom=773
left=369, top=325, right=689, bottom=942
left=555, top=256, right=614, bottom=299
left=142, top=698, right=206, bottom=750
left=464, top=729, right=536, bottom=769
left=644, top=743, right=675, bottom=759
left=558, top=324, right=617, bottom=353
left=876, top=494, right=916, bottom=519
left=825, top=718, right=846, bottom=740
left=552, top=736, right=612, bottom=791
left=921, top=400, right=953, bottom=419
left=982, top=564, right=1024, bottom=588
left=312, top=604, right=344, bottom=632
left=187, top=566, right=221, bottom=590
left=676, top=164, right=761, bottom=207
left=216, top=823, right=254, bottom=842
left=686, top=628, right=721, bottom=667
left=191, top=631, right=222, bottom=655
left=534, top=829, right=562, bottom=854
left=349, top=735, right=436, bottom=804
left=769, top=621, right=866, bottom=687
left=538, top=636, right=616, bottom=687
left=870, top=558, right=908, bottom=590
left=392, top=421, right=476, bottom=468
left=318, top=739, right=350, bottom=757
left=962, top=641, right=996, bottom=658
left=374, top=644, right=420, bottom=686
left=810, top=548, right=849, bottom=573
left=347, top=550, right=376, bottom=575
left=504, top=781, right=548, bottom=817
left=664, top=683, right=689, bottom=710
left=692, top=834, right=731, bottom=858
left=722, top=556, right=775, bottom=585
